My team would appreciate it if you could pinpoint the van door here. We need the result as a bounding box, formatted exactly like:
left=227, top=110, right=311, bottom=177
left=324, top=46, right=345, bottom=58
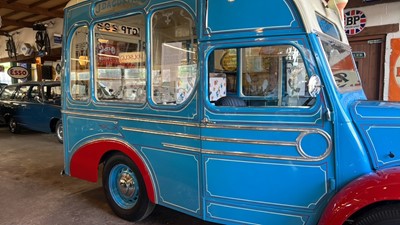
left=201, top=40, right=334, bottom=224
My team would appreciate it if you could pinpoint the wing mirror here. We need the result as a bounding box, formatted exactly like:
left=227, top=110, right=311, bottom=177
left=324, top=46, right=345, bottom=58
left=308, top=75, right=323, bottom=97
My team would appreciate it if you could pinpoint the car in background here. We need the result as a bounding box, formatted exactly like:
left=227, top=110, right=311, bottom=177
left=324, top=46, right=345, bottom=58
left=0, top=83, right=7, bottom=93
left=0, top=84, right=18, bottom=126
left=0, top=81, right=63, bottom=143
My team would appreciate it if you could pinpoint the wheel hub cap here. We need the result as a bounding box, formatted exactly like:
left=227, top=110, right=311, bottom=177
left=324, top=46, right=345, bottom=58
left=118, top=170, right=136, bottom=198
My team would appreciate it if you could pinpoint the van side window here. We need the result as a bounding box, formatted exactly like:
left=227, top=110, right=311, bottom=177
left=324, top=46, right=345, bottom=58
left=151, top=7, right=198, bottom=105
left=70, top=26, right=90, bottom=101
left=316, top=14, right=341, bottom=41
left=94, top=14, right=146, bottom=103
left=208, top=45, right=313, bottom=107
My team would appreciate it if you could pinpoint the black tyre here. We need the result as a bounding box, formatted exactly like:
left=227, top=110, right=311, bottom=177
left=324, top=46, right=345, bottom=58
left=35, top=32, right=44, bottom=51
left=354, top=204, right=400, bottom=225
left=6, top=39, right=17, bottom=59
left=8, top=117, right=20, bottom=133
left=103, top=153, right=155, bottom=222
left=55, top=120, right=63, bottom=144
left=44, top=33, right=51, bottom=55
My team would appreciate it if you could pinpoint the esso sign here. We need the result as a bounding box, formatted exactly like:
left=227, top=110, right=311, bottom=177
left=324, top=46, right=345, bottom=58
left=7, top=66, right=29, bottom=79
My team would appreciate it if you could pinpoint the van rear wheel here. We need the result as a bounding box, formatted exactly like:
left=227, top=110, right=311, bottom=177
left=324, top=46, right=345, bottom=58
left=103, top=153, right=154, bottom=222
left=354, top=204, right=400, bottom=225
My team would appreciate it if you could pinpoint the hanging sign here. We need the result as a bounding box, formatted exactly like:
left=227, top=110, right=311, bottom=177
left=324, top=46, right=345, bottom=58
left=345, top=10, right=367, bottom=35
left=96, top=22, right=140, bottom=37
left=119, top=52, right=144, bottom=64
left=7, top=66, right=29, bottom=79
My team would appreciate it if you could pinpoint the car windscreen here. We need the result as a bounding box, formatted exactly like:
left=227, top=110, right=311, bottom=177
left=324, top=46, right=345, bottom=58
left=0, top=86, right=16, bottom=100
left=320, top=35, right=362, bottom=92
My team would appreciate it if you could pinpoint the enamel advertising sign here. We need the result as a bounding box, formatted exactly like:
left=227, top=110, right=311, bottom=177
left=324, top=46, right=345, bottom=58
left=345, top=10, right=367, bottom=35
left=7, top=66, right=29, bottom=79
left=389, top=38, right=400, bottom=101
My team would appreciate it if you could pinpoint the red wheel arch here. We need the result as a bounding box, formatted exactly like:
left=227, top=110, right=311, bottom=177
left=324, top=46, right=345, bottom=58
left=70, top=139, right=156, bottom=203
left=318, top=168, right=400, bottom=225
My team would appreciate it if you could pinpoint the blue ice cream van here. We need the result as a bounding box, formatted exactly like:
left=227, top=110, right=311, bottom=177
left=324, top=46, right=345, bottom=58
left=61, top=0, right=400, bottom=224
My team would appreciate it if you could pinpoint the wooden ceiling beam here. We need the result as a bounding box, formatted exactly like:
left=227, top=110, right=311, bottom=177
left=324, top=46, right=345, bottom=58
left=0, top=0, right=64, bottom=18
left=347, top=0, right=400, bottom=8
left=29, top=0, right=50, bottom=8
left=49, top=2, right=68, bottom=11
left=2, top=11, right=16, bottom=18
left=15, top=14, right=36, bottom=21
left=1, top=18, right=34, bottom=28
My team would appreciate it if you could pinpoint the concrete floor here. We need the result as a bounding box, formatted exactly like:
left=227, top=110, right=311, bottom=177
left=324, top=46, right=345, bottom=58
left=0, top=126, right=216, bottom=225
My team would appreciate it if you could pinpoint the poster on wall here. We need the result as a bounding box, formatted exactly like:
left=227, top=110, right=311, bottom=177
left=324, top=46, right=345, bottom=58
left=389, top=38, right=400, bottom=101
left=344, top=9, right=367, bottom=35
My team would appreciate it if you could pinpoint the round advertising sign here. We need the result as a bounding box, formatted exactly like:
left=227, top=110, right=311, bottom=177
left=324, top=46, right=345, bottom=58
left=7, top=66, right=29, bottom=79
left=345, top=10, right=367, bottom=35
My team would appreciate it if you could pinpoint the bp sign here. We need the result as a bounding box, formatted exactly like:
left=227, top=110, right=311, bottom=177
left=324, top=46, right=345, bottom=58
left=345, top=10, right=367, bottom=36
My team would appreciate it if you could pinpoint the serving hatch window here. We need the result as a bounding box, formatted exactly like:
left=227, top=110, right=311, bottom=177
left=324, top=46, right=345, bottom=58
left=208, top=45, right=314, bottom=107
left=94, top=14, right=146, bottom=103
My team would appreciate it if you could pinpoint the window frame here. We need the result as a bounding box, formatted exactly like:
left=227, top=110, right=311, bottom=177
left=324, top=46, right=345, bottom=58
left=149, top=5, right=199, bottom=109
left=317, top=32, right=362, bottom=93
left=68, top=24, right=91, bottom=103
left=204, top=38, right=322, bottom=114
left=316, top=13, right=341, bottom=41
left=93, top=12, right=147, bottom=104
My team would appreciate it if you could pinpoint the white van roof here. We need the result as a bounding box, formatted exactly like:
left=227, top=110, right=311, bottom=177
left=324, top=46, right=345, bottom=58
left=65, top=0, right=87, bottom=8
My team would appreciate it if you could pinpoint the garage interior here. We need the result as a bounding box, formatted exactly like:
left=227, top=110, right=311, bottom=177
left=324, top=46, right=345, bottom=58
left=0, top=126, right=212, bottom=224
left=0, top=1, right=213, bottom=224
left=0, top=0, right=399, bottom=224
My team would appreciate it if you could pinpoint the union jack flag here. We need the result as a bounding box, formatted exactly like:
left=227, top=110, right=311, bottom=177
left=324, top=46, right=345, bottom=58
left=345, top=10, right=367, bottom=35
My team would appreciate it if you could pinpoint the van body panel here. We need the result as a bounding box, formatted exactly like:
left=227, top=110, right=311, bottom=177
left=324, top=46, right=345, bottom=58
left=350, top=101, right=400, bottom=169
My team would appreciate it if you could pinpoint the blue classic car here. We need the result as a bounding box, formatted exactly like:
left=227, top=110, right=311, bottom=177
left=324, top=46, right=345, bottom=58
left=0, top=83, right=7, bottom=92
left=0, top=81, right=62, bottom=143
